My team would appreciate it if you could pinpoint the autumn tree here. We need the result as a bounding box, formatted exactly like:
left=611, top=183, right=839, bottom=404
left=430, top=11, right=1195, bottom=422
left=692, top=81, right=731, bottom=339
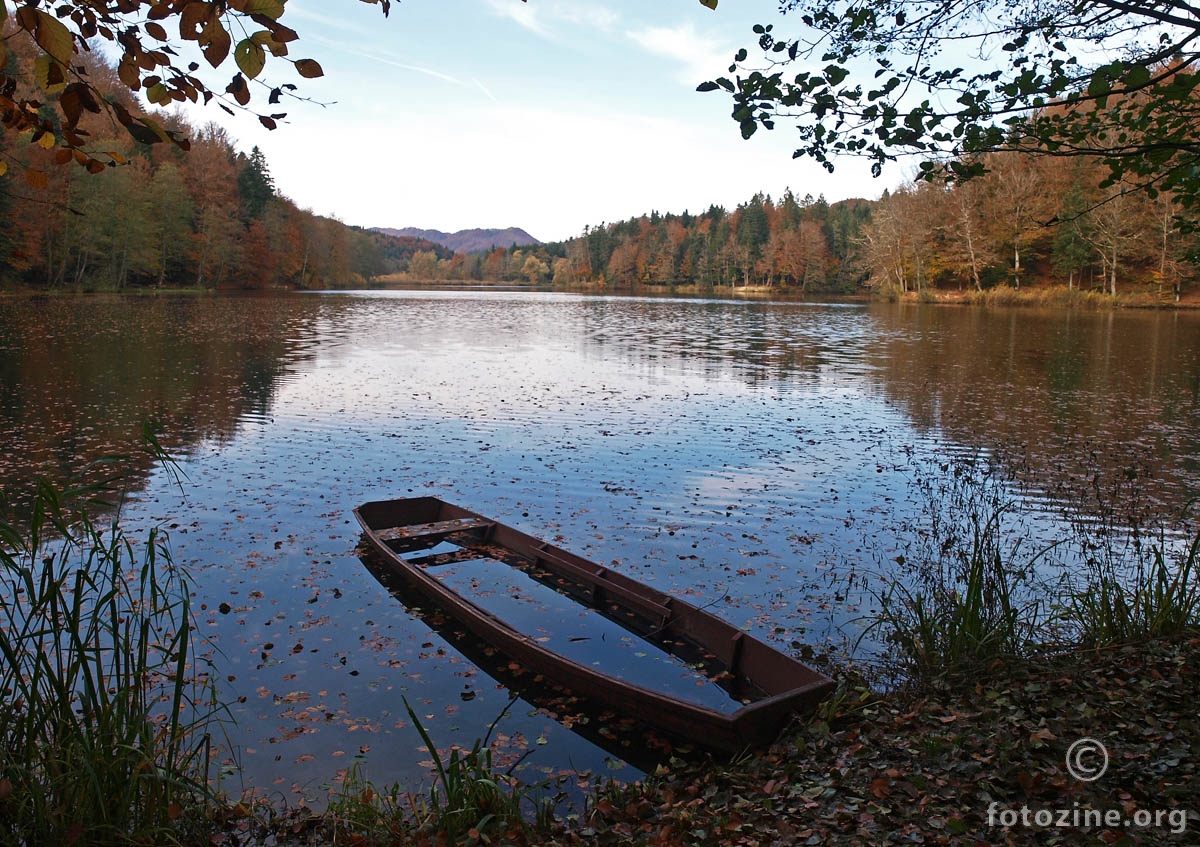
left=939, top=178, right=996, bottom=292
left=521, top=253, right=549, bottom=284
left=405, top=249, right=438, bottom=281
left=184, top=124, right=241, bottom=287
left=147, top=162, right=194, bottom=286
left=984, top=154, right=1054, bottom=288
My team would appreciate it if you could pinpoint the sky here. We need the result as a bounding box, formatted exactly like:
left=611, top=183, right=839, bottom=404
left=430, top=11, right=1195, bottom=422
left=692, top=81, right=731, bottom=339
left=187, top=0, right=904, bottom=242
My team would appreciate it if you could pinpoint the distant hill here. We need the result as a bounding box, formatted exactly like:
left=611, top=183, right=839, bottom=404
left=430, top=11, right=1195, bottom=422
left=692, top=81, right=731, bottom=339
left=360, top=229, right=454, bottom=272
left=374, top=227, right=541, bottom=254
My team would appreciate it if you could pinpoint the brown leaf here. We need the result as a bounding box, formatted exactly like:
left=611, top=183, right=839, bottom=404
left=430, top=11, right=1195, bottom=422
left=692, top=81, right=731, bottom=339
left=294, top=58, right=323, bottom=78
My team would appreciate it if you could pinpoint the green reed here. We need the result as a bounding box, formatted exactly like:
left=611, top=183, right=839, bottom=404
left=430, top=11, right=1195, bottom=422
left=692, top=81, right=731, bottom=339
left=0, top=476, right=218, bottom=845
left=860, top=451, right=1200, bottom=682
left=864, top=504, right=1051, bottom=676
left=1061, top=527, right=1200, bottom=647
left=321, top=697, right=560, bottom=845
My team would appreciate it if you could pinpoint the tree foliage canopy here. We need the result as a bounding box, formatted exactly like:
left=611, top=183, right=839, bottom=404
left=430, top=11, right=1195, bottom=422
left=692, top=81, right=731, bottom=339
left=1, top=0, right=391, bottom=176
left=700, top=0, right=1200, bottom=214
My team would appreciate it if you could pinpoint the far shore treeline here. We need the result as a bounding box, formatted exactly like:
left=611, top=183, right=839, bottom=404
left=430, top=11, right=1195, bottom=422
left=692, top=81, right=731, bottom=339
left=3, top=14, right=1199, bottom=302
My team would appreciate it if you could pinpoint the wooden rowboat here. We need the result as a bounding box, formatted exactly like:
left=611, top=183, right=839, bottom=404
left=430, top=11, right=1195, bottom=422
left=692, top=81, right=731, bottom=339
left=354, top=496, right=835, bottom=752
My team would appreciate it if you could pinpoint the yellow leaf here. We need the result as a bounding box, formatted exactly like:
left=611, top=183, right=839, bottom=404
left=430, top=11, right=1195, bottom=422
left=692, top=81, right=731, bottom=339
left=36, top=131, right=56, bottom=149
left=34, top=54, right=67, bottom=93
left=146, top=83, right=170, bottom=105
left=17, top=8, right=75, bottom=65
left=0, top=161, right=7, bottom=177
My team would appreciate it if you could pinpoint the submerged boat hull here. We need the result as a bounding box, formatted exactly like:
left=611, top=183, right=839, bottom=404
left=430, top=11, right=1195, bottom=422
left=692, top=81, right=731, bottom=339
left=354, top=496, right=835, bottom=752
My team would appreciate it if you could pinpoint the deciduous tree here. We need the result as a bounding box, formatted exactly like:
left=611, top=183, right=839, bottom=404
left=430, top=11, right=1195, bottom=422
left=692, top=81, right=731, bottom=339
left=703, top=0, right=1200, bottom=216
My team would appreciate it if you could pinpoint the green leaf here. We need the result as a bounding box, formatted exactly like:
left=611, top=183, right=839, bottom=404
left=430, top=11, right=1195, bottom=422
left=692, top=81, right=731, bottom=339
left=147, top=82, right=170, bottom=105
left=825, top=65, right=849, bottom=87
left=1123, top=64, right=1151, bottom=90
left=699, top=0, right=717, bottom=8
left=235, top=39, right=267, bottom=79
left=696, top=81, right=721, bottom=92
left=1087, top=71, right=1110, bottom=100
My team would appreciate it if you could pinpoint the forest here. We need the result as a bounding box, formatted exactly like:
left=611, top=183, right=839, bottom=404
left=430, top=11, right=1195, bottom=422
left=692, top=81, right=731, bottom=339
left=0, top=22, right=447, bottom=290
left=402, top=154, right=1200, bottom=301
left=4, top=12, right=1200, bottom=300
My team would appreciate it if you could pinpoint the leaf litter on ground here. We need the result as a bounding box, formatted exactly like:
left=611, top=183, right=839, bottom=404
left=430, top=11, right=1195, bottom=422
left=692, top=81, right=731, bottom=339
left=208, top=635, right=1199, bottom=845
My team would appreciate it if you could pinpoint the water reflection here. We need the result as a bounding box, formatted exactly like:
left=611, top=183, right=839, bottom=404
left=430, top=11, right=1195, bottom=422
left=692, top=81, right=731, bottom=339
left=0, top=294, right=334, bottom=501
left=1, top=290, right=1197, bottom=806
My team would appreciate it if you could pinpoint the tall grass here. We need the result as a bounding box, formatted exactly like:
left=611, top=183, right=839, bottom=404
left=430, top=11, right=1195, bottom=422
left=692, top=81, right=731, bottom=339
left=864, top=501, right=1052, bottom=676
left=320, top=697, right=561, bottom=845
left=860, top=453, right=1200, bottom=682
left=1061, top=528, right=1200, bottom=647
left=965, top=285, right=1117, bottom=308
left=0, top=476, right=218, bottom=844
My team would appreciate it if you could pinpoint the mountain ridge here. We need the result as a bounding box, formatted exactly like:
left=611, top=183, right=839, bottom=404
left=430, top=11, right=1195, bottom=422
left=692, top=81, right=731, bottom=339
left=373, top=226, right=541, bottom=254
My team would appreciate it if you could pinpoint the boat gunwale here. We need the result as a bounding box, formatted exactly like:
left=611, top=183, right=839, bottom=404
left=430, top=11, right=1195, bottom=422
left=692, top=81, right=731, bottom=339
left=354, top=496, right=835, bottom=747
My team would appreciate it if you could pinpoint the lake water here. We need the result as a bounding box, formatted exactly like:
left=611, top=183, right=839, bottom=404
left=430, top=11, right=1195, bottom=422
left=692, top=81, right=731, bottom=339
left=1, top=291, right=1198, bottom=806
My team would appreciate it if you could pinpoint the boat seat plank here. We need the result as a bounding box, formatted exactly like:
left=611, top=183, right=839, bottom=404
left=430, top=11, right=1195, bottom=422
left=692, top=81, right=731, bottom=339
left=404, top=548, right=489, bottom=568
left=376, top=518, right=493, bottom=543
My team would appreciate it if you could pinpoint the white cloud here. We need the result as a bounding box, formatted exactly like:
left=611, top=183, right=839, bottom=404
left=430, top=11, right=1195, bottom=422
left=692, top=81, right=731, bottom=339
left=484, top=0, right=621, bottom=40
left=287, top=7, right=370, bottom=35
left=550, top=4, right=621, bottom=33
left=306, top=34, right=462, bottom=86
left=472, top=78, right=499, bottom=102
left=626, top=21, right=733, bottom=86
left=484, top=0, right=551, bottom=37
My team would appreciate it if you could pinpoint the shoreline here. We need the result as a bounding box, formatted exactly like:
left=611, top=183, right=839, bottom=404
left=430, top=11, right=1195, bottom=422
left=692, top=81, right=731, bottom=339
left=4, top=281, right=1200, bottom=309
